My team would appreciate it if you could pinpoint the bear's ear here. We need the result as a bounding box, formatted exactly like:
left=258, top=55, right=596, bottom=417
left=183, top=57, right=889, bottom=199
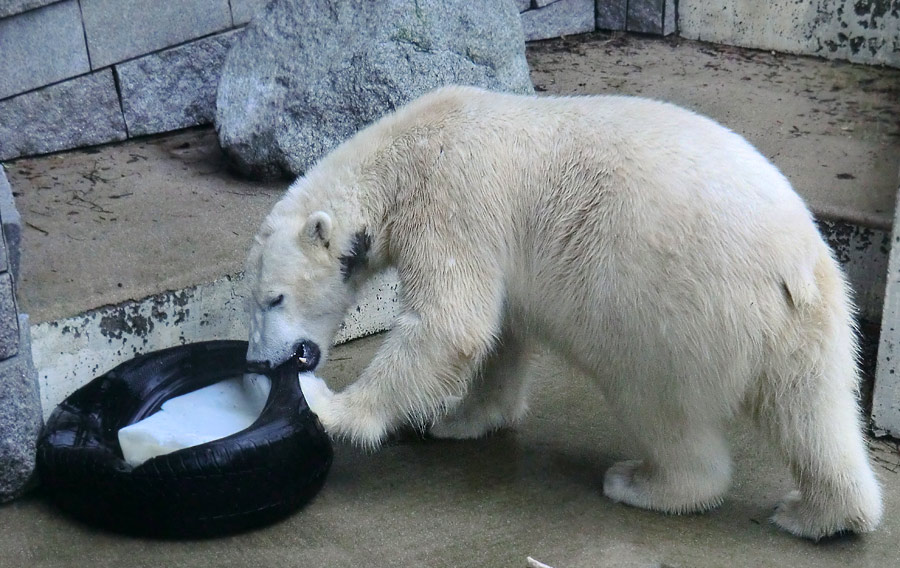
left=302, top=211, right=332, bottom=248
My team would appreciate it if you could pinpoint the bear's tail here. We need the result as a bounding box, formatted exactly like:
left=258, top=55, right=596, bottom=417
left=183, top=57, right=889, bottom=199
left=780, top=246, right=825, bottom=311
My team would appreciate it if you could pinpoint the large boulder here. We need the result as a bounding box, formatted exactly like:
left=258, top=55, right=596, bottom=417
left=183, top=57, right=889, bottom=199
left=216, top=0, right=534, bottom=179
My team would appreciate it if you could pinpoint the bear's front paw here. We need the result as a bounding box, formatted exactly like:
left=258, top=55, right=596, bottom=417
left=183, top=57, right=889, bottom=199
left=299, top=373, right=335, bottom=421
left=303, top=387, right=390, bottom=450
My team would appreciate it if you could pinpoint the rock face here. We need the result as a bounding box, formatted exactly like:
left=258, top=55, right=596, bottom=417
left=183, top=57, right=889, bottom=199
left=216, top=0, right=534, bottom=179
left=0, top=167, right=39, bottom=502
left=0, top=315, right=40, bottom=502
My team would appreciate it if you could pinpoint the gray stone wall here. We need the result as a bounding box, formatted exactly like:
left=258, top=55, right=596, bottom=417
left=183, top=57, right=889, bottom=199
left=0, top=1, right=680, bottom=163
left=0, top=165, right=40, bottom=502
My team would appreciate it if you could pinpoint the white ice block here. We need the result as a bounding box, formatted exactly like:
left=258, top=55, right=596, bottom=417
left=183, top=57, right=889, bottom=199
left=118, top=376, right=270, bottom=467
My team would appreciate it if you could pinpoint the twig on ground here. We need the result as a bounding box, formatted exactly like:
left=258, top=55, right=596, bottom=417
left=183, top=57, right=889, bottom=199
left=25, top=222, right=48, bottom=235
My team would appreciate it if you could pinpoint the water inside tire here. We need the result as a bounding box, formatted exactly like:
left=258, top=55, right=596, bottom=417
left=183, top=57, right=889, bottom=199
left=118, top=374, right=275, bottom=466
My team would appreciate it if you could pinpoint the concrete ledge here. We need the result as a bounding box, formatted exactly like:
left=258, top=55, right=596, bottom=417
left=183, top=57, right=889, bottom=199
left=7, top=128, right=283, bottom=323
left=816, top=220, right=889, bottom=322
left=873, top=170, right=900, bottom=437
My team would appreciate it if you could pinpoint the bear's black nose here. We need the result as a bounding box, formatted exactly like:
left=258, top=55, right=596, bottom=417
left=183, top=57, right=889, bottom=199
left=294, top=340, right=320, bottom=372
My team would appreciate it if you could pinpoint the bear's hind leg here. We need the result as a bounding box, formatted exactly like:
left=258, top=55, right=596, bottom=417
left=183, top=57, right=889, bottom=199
left=430, top=329, right=534, bottom=440
left=602, top=413, right=733, bottom=515
left=753, top=365, right=883, bottom=540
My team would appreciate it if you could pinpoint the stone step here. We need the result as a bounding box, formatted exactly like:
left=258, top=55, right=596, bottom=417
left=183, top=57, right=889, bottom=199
left=3, top=33, right=898, bottom=418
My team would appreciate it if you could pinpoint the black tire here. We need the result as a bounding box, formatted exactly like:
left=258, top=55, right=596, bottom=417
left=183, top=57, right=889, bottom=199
left=36, top=340, right=333, bottom=538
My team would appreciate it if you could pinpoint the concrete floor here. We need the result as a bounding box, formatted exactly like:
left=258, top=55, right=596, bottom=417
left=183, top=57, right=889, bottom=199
left=2, top=333, right=899, bottom=568
left=4, top=33, right=898, bottom=325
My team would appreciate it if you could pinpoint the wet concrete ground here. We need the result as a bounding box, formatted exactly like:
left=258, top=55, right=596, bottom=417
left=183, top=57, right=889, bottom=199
left=2, top=334, right=899, bottom=568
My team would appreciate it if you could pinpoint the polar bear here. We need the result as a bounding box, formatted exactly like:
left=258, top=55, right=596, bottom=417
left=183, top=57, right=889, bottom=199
left=245, top=86, right=882, bottom=539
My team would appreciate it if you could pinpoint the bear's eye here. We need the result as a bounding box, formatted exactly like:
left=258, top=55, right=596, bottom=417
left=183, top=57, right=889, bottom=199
left=267, top=294, right=284, bottom=309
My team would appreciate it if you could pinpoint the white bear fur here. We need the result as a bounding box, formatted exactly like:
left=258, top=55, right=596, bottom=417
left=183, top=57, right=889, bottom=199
left=245, top=86, right=882, bottom=540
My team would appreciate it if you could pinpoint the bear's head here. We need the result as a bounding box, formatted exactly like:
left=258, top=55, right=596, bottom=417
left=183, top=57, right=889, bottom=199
left=245, top=196, right=371, bottom=371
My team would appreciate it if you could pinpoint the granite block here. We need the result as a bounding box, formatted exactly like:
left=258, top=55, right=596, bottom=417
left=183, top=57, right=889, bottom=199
left=0, top=70, right=127, bottom=160
left=520, top=0, right=594, bottom=41
left=0, top=0, right=57, bottom=20
left=0, top=315, right=41, bottom=502
left=117, top=31, right=240, bottom=137
left=627, top=0, right=676, bottom=35
left=0, top=273, right=17, bottom=360
left=597, top=0, right=627, bottom=30
left=0, top=0, right=90, bottom=99
left=80, top=0, right=232, bottom=68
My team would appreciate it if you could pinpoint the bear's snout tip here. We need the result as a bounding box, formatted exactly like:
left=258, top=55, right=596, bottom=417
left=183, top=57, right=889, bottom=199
left=294, top=340, right=321, bottom=372
left=246, top=341, right=321, bottom=374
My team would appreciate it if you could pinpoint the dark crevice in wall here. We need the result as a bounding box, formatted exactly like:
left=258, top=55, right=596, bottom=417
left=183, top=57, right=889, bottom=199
left=662, top=0, right=667, bottom=33
left=674, top=0, right=679, bottom=34
left=75, top=0, right=92, bottom=70
left=110, top=66, right=130, bottom=138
